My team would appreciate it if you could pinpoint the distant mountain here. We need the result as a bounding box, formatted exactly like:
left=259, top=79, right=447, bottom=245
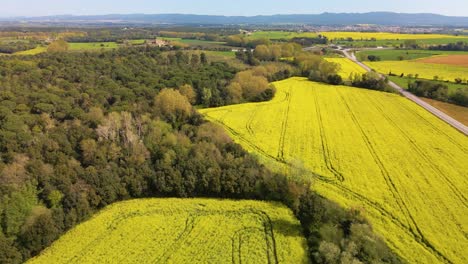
left=2, top=12, right=468, bottom=26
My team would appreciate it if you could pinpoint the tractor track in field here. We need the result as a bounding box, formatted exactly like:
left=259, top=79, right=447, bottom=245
left=277, top=90, right=291, bottom=162
left=396, top=98, right=468, bottom=153
left=337, top=90, right=417, bottom=228
left=313, top=88, right=345, bottom=182
left=370, top=94, right=468, bottom=207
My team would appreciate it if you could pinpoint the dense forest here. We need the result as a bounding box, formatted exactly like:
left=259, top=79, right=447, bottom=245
left=0, top=46, right=402, bottom=263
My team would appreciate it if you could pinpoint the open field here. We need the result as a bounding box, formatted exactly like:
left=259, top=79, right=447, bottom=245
left=13, top=46, right=47, bottom=55
left=201, top=77, right=468, bottom=264
left=336, top=38, right=468, bottom=48
left=28, top=198, right=307, bottom=264
left=357, top=49, right=468, bottom=61
left=324, top=57, right=367, bottom=79
left=365, top=60, right=467, bottom=82
left=416, top=55, right=468, bottom=67
left=420, top=98, right=468, bottom=126
left=161, top=37, right=227, bottom=46
left=69, top=42, right=119, bottom=50
left=321, top=31, right=467, bottom=40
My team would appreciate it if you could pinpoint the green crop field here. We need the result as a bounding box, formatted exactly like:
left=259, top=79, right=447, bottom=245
left=201, top=77, right=468, bottom=264
left=388, top=76, right=467, bottom=94
left=68, top=42, right=119, bottom=50
left=365, top=60, right=467, bottom=82
left=28, top=198, right=307, bottom=264
left=324, top=57, right=367, bottom=79
left=357, top=49, right=468, bottom=61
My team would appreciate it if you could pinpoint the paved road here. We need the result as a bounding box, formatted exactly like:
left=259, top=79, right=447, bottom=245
left=342, top=49, right=468, bottom=136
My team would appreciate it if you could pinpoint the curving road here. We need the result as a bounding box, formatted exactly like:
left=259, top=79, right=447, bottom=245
left=342, top=49, right=468, bottom=136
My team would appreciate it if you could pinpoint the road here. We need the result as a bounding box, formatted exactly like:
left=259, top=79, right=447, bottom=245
left=341, top=49, right=468, bottom=136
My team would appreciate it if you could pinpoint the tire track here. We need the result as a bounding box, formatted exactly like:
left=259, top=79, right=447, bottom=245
left=277, top=90, right=291, bottom=162
left=313, top=87, right=345, bottom=182
left=369, top=94, right=467, bottom=207
left=396, top=98, right=468, bottom=153
left=340, top=90, right=451, bottom=263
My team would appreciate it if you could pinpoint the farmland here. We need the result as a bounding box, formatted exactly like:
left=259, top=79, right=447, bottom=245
left=246, top=31, right=318, bottom=40
left=324, top=57, right=367, bottom=79
left=321, top=31, right=466, bottom=40
left=416, top=55, right=468, bottom=67
left=420, top=98, right=468, bottom=126
left=201, top=77, right=468, bottom=264
left=68, top=42, right=119, bottom=51
left=365, top=60, right=467, bottom=82
left=28, top=198, right=307, bottom=264
left=357, top=49, right=468, bottom=61
left=387, top=75, right=466, bottom=94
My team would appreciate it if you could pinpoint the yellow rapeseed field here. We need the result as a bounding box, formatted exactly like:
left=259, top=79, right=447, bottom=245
left=201, top=77, right=468, bottom=264
left=325, top=57, right=367, bottom=79
left=28, top=198, right=308, bottom=264
left=320, top=31, right=465, bottom=40
left=365, top=61, right=468, bottom=81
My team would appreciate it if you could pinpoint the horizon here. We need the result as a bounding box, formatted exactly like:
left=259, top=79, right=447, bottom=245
left=1, top=0, right=467, bottom=17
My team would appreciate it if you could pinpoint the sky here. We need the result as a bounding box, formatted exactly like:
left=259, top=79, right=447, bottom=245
left=1, top=0, right=467, bottom=17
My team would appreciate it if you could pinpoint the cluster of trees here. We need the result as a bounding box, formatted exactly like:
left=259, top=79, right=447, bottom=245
left=408, top=80, right=468, bottom=106
left=429, top=41, right=468, bottom=51
left=350, top=72, right=393, bottom=92
left=253, top=43, right=303, bottom=61
left=0, top=46, right=402, bottom=263
left=226, top=35, right=270, bottom=48
left=367, top=55, right=381, bottom=61
left=0, top=42, right=38, bottom=54
left=291, top=37, right=328, bottom=46
left=226, top=63, right=294, bottom=103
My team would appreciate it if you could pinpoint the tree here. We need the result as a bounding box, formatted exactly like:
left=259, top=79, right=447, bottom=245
left=0, top=235, right=21, bottom=264
left=179, top=84, right=196, bottom=105
left=154, top=89, right=193, bottom=123
left=47, top=40, right=69, bottom=52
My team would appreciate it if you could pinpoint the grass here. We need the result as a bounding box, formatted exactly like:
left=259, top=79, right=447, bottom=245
left=324, top=57, right=367, bottom=79
left=387, top=76, right=467, bottom=94
left=13, top=46, right=48, bottom=55
left=201, top=77, right=468, bottom=264
left=365, top=60, right=468, bottom=82
left=357, top=49, right=468, bottom=61
left=28, top=198, right=307, bottom=264
left=68, top=42, right=119, bottom=51
left=160, top=37, right=227, bottom=46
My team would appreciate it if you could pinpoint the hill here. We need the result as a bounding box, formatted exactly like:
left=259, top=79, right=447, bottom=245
left=201, top=77, right=468, bottom=264
left=27, top=198, right=308, bottom=264
left=2, top=12, right=468, bottom=26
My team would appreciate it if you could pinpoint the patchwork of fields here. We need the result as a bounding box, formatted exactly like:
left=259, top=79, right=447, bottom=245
left=201, top=77, right=468, bottom=264
left=28, top=199, right=307, bottom=264
left=324, top=57, right=367, bottom=79
left=365, top=60, right=467, bottom=81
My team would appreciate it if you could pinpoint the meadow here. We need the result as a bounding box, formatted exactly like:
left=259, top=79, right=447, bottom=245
left=28, top=199, right=308, bottom=264
left=365, top=60, right=467, bottom=82
left=324, top=57, right=367, bottom=79
left=201, top=77, right=468, bottom=264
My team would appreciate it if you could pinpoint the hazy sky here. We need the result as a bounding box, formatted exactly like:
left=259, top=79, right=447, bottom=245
left=1, top=0, right=467, bottom=17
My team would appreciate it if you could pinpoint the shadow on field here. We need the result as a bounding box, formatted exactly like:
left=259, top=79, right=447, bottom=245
left=272, top=219, right=303, bottom=238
